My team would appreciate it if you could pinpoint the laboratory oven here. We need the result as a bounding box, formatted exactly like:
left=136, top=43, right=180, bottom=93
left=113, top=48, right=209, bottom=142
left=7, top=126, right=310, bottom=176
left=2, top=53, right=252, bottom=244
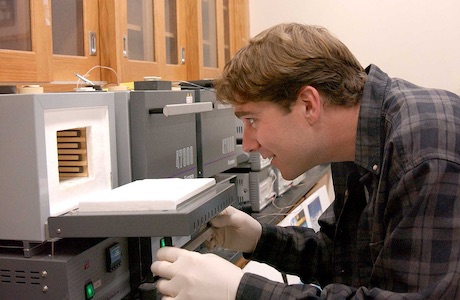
left=114, top=89, right=237, bottom=183
left=0, top=91, right=237, bottom=299
left=0, top=92, right=118, bottom=243
left=129, top=90, right=206, bottom=180
left=191, top=88, right=237, bottom=178
left=0, top=238, right=130, bottom=300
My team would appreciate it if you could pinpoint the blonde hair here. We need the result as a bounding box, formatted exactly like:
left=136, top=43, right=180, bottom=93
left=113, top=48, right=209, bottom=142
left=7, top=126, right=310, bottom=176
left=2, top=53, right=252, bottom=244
left=215, top=23, right=367, bottom=111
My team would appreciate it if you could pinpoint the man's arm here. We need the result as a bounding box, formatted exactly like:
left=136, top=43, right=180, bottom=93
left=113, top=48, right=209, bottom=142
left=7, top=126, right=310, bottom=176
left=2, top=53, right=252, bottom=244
left=237, top=159, right=460, bottom=299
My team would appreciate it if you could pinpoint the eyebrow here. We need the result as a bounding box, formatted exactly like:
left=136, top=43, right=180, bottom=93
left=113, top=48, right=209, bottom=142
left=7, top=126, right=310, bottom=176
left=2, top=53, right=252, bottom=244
left=234, top=111, right=253, bottom=119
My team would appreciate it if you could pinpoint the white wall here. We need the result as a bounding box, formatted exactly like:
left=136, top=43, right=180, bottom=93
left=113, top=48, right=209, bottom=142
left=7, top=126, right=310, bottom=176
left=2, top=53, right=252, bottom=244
left=249, top=0, right=460, bottom=94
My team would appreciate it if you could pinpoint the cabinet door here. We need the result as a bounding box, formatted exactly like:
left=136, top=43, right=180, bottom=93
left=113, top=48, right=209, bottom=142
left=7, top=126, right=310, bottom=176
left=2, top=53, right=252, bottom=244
left=201, top=0, right=222, bottom=73
left=161, top=0, right=187, bottom=80
left=100, top=0, right=162, bottom=83
left=50, top=0, right=101, bottom=82
left=227, top=0, right=249, bottom=59
left=0, top=0, right=52, bottom=82
left=124, top=0, right=162, bottom=81
left=185, top=0, right=222, bottom=80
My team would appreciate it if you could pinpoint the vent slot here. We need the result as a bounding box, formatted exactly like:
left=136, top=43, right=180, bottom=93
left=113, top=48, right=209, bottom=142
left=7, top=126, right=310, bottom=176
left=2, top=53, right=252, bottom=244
left=1, top=269, right=12, bottom=283
left=192, top=196, right=234, bottom=230
left=57, top=128, right=88, bottom=180
left=0, top=269, right=41, bottom=285
left=236, top=125, right=243, bottom=135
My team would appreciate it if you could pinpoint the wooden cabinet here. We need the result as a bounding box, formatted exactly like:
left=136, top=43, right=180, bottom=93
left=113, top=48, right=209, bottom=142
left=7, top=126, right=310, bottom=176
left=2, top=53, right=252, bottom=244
left=0, top=0, right=101, bottom=84
left=0, top=0, right=249, bottom=87
left=99, top=0, right=188, bottom=83
left=0, top=1, right=52, bottom=82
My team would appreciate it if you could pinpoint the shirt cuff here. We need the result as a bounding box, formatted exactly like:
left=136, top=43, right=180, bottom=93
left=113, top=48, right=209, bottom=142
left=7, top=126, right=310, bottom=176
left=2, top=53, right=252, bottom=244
left=242, top=223, right=278, bottom=261
left=236, top=272, right=322, bottom=299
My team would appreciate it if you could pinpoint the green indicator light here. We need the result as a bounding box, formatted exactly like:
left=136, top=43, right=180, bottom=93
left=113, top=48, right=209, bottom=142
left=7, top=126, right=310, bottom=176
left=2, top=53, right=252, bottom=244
left=160, top=237, right=172, bottom=248
left=85, top=282, right=95, bottom=299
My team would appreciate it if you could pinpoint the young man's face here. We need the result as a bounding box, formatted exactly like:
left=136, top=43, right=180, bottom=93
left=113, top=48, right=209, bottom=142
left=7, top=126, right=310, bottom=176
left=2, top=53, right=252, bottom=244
left=233, top=100, right=319, bottom=180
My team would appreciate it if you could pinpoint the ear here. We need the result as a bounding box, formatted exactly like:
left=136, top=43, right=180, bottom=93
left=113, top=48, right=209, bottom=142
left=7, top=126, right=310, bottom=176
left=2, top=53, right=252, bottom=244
left=297, top=86, right=321, bottom=124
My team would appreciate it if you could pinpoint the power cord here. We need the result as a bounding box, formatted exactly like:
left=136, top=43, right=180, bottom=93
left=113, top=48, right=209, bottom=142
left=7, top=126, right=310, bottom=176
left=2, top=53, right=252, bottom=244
left=75, top=65, right=120, bottom=89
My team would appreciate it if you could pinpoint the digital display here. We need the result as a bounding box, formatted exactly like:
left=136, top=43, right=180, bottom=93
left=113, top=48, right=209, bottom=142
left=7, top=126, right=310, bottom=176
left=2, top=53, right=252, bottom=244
left=106, top=243, right=122, bottom=272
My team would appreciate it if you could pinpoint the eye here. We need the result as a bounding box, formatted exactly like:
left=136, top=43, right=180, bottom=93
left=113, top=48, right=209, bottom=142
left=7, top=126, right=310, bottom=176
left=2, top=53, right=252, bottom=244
left=239, top=116, right=257, bottom=128
left=243, top=118, right=255, bottom=128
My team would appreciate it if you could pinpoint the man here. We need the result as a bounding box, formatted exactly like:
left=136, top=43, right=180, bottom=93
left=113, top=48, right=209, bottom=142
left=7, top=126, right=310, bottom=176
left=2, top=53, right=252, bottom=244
left=152, top=23, right=460, bottom=299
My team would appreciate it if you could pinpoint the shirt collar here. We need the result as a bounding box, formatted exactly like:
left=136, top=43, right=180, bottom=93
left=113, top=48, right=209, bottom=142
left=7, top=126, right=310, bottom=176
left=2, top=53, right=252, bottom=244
left=355, top=64, right=391, bottom=175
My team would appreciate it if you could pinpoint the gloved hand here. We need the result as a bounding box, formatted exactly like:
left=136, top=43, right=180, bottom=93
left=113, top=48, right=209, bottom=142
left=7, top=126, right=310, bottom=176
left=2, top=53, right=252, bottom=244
left=151, top=247, right=243, bottom=300
left=206, top=206, right=262, bottom=253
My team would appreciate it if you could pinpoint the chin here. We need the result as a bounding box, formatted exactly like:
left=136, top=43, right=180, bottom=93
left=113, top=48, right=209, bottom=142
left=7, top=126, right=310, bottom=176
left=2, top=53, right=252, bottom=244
left=278, top=169, right=302, bottom=181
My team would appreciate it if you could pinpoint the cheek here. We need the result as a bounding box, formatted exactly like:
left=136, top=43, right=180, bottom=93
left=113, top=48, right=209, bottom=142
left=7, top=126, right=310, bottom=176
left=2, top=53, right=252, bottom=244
left=258, top=115, right=299, bottom=151
left=256, top=126, right=280, bottom=146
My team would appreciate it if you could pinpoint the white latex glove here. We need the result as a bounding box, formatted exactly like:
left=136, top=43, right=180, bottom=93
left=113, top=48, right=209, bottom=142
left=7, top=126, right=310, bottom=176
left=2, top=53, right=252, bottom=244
left=151, top=247, right=243, bottom=300
left=206, top=206, right=262, bottom=253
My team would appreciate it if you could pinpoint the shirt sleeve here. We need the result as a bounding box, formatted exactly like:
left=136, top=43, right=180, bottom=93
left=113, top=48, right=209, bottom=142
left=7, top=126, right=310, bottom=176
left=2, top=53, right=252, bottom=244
left=236, top=273, right=323, bottom=299
left=236, top=159, right=460, bottom=299
left=242, top=223, right=331, bottom=283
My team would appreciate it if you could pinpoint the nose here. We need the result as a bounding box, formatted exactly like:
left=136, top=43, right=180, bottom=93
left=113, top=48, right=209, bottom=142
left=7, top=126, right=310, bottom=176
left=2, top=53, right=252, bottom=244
left=242, top=126, right=260, bottom=153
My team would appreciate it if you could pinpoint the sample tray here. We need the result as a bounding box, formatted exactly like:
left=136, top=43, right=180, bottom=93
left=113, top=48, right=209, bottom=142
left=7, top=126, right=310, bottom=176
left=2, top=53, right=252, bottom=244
left=47, top=181, right=236, bottom=238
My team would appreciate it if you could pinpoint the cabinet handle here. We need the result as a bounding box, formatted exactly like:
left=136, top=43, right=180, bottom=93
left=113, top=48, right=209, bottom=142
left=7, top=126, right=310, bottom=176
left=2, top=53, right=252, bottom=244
left=89, top=32, right=97, bottom=56
left=181, top=47, right=186, bottom=64
left=123, top=35, right=128, bottom=58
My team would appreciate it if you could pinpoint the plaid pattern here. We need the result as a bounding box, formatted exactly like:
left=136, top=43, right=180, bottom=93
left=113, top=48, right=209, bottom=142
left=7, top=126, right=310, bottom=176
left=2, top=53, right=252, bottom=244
left=236, top=65, right=460, bottom=299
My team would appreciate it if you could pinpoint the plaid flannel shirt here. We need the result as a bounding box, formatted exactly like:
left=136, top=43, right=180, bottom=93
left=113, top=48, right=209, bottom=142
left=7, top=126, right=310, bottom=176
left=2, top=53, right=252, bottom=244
left=236, top=65, right=460, bottom=299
